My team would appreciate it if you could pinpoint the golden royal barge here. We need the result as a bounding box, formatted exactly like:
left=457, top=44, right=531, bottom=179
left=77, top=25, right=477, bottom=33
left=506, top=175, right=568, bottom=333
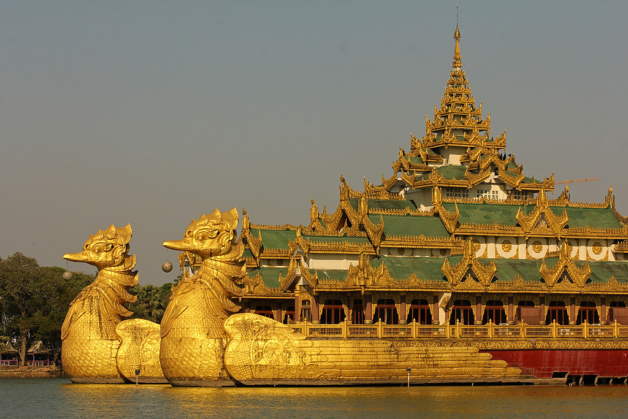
left=61, top=24, right=628, bottom=386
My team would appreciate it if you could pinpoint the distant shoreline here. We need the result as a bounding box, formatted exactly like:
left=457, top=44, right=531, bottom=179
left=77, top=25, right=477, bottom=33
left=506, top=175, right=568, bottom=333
left=0, top=367, right=64, bottom=378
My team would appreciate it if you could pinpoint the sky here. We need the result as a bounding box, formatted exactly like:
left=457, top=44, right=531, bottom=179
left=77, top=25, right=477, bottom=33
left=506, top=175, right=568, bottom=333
left=0, top=1, right=626, bottom=285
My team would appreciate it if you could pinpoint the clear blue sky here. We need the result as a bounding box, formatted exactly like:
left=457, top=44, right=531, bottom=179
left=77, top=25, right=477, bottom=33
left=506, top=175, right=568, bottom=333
left=0, top=1, right=626, bottom=285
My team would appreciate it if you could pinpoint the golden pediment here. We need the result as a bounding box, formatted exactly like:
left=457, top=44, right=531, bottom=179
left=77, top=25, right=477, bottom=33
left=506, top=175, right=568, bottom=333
left=539, top=242, right=591, bottom=288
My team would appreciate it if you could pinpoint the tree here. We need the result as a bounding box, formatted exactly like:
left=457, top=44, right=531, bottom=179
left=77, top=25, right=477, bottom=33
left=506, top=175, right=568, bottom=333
left=0, top=253, right=46, bottom=366
left=0, top=254, right=94, bottom=366
left=32, top=267, right=94, bottom=364
left=128, top=283, right=173, bottom=323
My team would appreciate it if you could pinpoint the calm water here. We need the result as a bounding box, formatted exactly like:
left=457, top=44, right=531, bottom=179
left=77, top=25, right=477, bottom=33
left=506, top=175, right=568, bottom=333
left=2, top=378, right=628, bottom=419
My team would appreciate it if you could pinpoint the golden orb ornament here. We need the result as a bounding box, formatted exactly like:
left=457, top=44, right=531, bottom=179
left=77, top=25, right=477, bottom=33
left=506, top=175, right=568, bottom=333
left=63, top=271, right=73, bottom=280
left=162, top=261, right=173, bottom=273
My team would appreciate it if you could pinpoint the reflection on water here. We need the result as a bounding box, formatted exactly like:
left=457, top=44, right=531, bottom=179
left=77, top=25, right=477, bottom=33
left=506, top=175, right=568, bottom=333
left=2, top=378, right=628, bottom=419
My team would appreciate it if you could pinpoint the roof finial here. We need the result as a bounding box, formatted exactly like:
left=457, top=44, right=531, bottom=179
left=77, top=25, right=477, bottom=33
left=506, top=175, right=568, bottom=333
left=453, top=7, right=462, bottom=69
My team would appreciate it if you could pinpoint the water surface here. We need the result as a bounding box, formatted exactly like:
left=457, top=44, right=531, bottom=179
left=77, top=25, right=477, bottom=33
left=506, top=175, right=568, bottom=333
left=2, top=378, right=628, bottom=419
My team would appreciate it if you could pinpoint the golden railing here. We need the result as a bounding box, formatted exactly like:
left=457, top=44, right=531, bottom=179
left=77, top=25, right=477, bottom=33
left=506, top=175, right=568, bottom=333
left=288, top=320, right=628, bottom=339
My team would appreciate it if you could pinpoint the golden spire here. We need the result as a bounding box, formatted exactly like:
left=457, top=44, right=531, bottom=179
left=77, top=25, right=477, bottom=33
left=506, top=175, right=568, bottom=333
left=453, top=21, right=462, bottom=69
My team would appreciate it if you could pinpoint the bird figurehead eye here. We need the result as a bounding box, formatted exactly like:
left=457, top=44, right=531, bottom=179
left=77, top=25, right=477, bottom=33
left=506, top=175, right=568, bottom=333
left=195, top=228, right=218, bottom=242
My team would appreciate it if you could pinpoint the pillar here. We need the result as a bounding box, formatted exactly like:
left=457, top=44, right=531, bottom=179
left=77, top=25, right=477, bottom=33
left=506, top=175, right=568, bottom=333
left=540, top=296, right=546, bottom=325
left=294, top=294, right=300, bottom=322
left=433, top=295, right=440, bottom=325
left=400, top=295, right=407, bottom=324
left=601, top=297, right=607, bottom=324
left=475, top=296, right=482, bottom=325
left=508, top=296, right=514, bottom=325
left=570, top=297, right=576, bottom=325
left=312, top=295, right=320, bottom=324
left=365, top=294, right=373, bottom=324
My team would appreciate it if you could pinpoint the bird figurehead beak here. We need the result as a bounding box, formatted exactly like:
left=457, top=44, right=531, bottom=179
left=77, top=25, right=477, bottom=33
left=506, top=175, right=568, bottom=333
left=162, top=238, right=193, bottom=252
left=63, top=252, right=89, bottom=263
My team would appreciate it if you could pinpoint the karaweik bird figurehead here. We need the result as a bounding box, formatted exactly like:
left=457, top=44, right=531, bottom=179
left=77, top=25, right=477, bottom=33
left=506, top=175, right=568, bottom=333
left=64, top=224, right=134, bottom=270
left=162, top=208, right=239, bottom=258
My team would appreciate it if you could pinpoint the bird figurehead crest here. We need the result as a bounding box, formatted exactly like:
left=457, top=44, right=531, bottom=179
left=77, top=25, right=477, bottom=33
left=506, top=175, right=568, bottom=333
left=64, top=224, right=135, bottom=271
left=163, top=208, right=240, bottom=259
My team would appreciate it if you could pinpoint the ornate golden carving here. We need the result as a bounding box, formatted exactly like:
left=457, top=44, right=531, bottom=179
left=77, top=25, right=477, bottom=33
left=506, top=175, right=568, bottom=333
left=223, top=313, right=520, bottom=385
left=532, top=241, right=543, bottom=253
left=161, top=208, right=245, bottom=386
left=441, top=240, right=497, bottom=287
left=539, top=242, right=591, bottom=288
left=516, top=190, right=568, bottom=238
left=116, top=319, right=166, bottom=383
left=592, top=242, right=603, bottom=255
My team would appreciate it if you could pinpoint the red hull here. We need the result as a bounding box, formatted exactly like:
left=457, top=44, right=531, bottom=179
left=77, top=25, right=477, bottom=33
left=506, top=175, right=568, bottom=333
left=482, top=350, right=628, bottom=378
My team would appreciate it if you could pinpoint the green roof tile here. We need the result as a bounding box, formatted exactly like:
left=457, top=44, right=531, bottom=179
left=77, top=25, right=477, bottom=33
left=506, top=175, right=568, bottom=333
left=444, top=202, right=523, bottom=226
left=409, top=156, right=424, bottom=165
left=562, top=207, right=623, bottom=229
left=443, top=202, right=620, bottom=230
left=437, top=165, right=468, bottom=180
left=317, top=269, right=349, bottom=282
left=488, top=259, right=543, bottom=283
left=368, top=214, right=450, bottom=238
left=371, top=256, right=448, bottom=281
left=254, top=229, right=296, bottom=250
left=247, top=267, right=289, bottom=288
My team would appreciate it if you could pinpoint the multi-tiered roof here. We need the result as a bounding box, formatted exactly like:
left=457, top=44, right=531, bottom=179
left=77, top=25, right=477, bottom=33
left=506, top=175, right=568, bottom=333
left=382, top=24, right=552, bottom=195
left=179, top=26, right=628, bottom=301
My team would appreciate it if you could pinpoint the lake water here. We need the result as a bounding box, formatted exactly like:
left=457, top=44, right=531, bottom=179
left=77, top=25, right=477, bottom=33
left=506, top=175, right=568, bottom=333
left=2, top=378, right=628, bottom=419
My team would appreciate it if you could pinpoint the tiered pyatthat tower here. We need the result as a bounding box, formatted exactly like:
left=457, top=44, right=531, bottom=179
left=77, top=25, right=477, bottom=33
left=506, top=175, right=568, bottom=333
left=381, top=24, right=553, bottom=209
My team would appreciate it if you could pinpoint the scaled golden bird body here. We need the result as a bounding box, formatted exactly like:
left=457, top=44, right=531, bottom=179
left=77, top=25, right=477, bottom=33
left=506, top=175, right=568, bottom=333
left=62, top=225, right=165, bottom=383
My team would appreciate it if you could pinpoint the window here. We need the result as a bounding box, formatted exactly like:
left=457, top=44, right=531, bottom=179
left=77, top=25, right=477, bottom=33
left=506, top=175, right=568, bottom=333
left=321, top=300, right=345, bottom=325
left=513, top=190, right=527, bottom=200
left=546, top=301, right=568, bottom=325
left=450, top=300, right=475, bottom=325
left=476, top=188, right=499, bottom=200
left=577, top=301, right=599, bottom=325
left=352, top=299, right=364, bottom=324
left=444, top=188, right=469, bottom=199
left=483, top=300, right=506, bottom=324
left=409, top=299, right=433, bottom=324
left=374, top=299, right=399, bottom=324
left=255, top=305, right=274, bottom=319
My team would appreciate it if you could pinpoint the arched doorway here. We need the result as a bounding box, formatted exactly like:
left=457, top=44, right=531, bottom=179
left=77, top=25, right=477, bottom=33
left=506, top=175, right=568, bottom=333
left=546, top=301, right=568, bottom=325
left=321, top=300, right=345, bottom=324
left=409, top=299, right=432, bottom=324
left=483, top=300, right=507, bottom=324
left=300, top=300, right=311, bottom=322
left=374, top=299, right=398, bottom=324
left=577, top=301, right=599, bottom=324
left=450, top=300, right=474, bottom=325
left=352, top=299, right=364, bottom=324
